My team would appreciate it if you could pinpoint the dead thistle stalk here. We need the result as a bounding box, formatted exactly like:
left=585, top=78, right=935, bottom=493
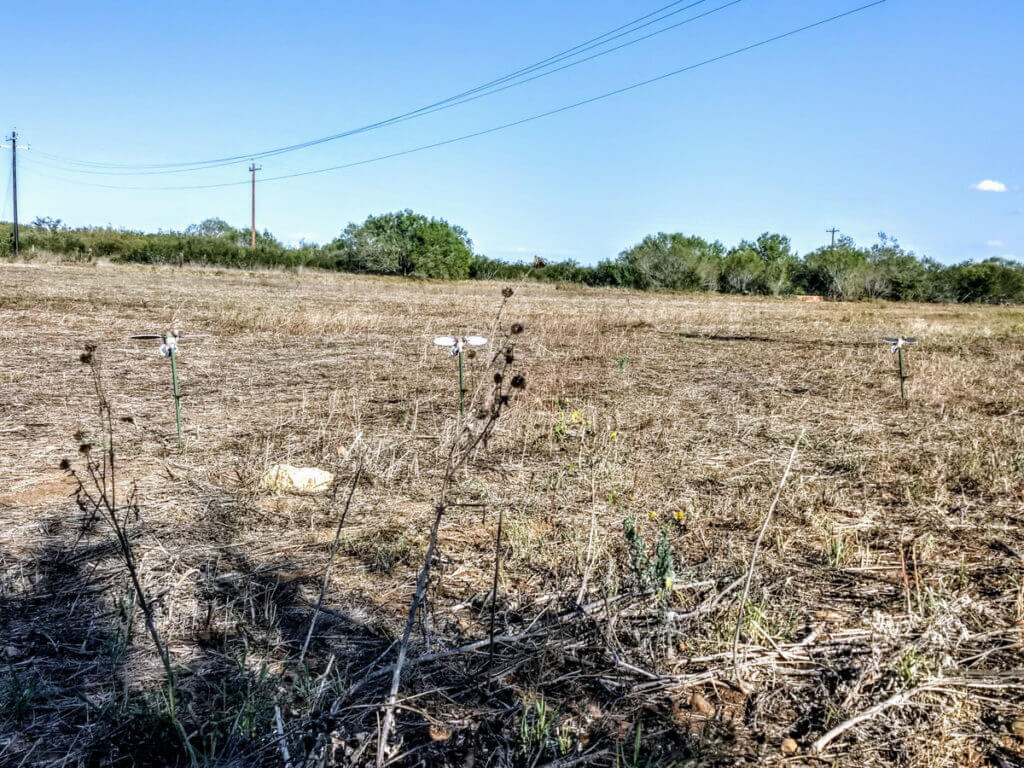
left=62, top=344, right=192, bottom=759
left=487, top=506, right=504, bottom=674
left=377, top=289, right=526, bottom=765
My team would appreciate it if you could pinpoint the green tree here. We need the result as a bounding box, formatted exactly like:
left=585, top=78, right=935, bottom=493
left=330, top=210, right=474, bottom=279
left=30, top=216, right=65, bottom=232
left=616, top=233, right=724, bottom=291
left=185, top=218, right=237, bottom=239
left=721, top=244, right=764, bottom=294
left=938, top=258, right=1024, bottom=303
left=753, top=232, right=792, bottom=265
left=798, top=236, right=870, bottom=299
left=866, top=233, right=937, bottom=301
left=415, top=219, right=474, bottom=279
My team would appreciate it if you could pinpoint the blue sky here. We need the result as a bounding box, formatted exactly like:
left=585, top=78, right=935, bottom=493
left=4, top=0, right=1022, bottom=264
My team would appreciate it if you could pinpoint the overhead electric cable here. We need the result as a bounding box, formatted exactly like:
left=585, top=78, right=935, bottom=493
left=32, top=0, right=747, bottom=177
left=30, top=0, right=888, bottom=192
left=32, top=0, right=720, bottom=173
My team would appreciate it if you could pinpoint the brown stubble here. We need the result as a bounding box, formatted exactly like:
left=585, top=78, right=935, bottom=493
left=0, top=259, right=1021, bottom=766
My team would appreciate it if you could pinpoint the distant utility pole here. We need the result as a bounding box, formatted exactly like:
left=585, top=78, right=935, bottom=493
left=249, top=162, right=262, bottom=249
left=826, top=227, right=839, bottom=252
left=2, top=130, right=29, bottom=255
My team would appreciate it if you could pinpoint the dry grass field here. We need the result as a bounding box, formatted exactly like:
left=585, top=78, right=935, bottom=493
left=1, top=260, right=1023, bottom=767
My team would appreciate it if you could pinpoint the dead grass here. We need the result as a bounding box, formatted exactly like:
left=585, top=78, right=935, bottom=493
left=0, top=260, right=1022, bottom=767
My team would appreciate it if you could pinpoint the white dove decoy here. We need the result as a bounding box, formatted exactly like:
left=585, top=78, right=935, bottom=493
left=433, top=334, right=488, bottom=357
left=130, top=329, right=209, bottom=357
left=882, top=336, right=918, bottom=354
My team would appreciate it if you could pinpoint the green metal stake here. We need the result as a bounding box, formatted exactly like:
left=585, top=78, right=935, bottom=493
left=169, top=347, right=183, bottom=450
left=458, top=347, right=465, bottom=416
left=433, top=335, right=486, bottom=417
left=131, top=330, right=207, bottom=450
left=884, top=336, right=917, bottom=405
left=897, top=346, right=906, bottom=404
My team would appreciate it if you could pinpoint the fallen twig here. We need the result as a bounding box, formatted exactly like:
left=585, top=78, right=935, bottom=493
left=810, top=685, right=934, bottom=755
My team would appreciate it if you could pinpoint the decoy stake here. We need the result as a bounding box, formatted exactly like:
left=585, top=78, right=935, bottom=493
left=433, top=334, right=488, bottom=415
left=130, top=330, right=208, bottom=450
left=883, top=336, right=918, bottom=404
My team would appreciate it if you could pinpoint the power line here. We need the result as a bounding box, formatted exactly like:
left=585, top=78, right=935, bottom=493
left=28, top=1, right=888, bottom=193
left=32, top=0, right=723, bottom=174
left=36, top=0, right=748, bottom=178
left=35, top=0, right=748, bottom=178
left=2, top=131, right=29, bottom=253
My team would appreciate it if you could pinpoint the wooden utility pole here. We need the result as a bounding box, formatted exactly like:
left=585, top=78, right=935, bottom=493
left=826, top=227, right=839, bottom=251
left=3, top=130, right=28, bottom=255
left=249, top=162, right=262, bottom=249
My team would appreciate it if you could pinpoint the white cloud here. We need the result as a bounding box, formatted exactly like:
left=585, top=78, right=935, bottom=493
left=971, top=179, right=1008, bottom=192
left=986, top=240, right=1005, bottom=247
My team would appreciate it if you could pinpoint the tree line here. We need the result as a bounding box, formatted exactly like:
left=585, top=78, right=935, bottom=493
left=3, top=212, right=1022, bottom=304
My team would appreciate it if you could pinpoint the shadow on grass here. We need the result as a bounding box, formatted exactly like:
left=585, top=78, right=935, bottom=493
left=1, top=486, right=736, bottom=767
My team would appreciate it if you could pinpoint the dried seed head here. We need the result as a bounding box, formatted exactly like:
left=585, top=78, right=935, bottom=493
left=499, top=394, right=509, bottom=406
left=510, top=374, right=526, bottom=390
left=59, top=458, right=71, bottom=471
left=79, top=351, right=93, bottom=364
left=510, top=322, right=524, bottom=335
left=466, top=349, right=477, bottom=359
left=502, top=287, right=514, bottom=298
left=78, top=443, right=92, bottom=455
left=493, top=372, right=503, bottom=384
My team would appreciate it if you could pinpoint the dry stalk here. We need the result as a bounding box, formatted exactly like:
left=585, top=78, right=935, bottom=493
left=274, top=704, right=293, bottom=768
left=62, top=344, right=191, bottom=758
left=731, top=427, right=805, bottom=692
left=377, top=290, right=525, bottom=765
left=299, top=460, right=364, bottom=663
left=487, top=506, right=504, bottom=673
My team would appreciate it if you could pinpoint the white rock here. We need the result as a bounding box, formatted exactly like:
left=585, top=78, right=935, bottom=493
left=260, top=464, right=334, bottom=494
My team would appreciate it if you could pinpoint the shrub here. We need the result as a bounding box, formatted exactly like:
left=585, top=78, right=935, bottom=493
left=4, top=214, right=1022, bottom=305
left=615, top=233, right=725, bottom=291
left=328, top=210, right=474, bottom=279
